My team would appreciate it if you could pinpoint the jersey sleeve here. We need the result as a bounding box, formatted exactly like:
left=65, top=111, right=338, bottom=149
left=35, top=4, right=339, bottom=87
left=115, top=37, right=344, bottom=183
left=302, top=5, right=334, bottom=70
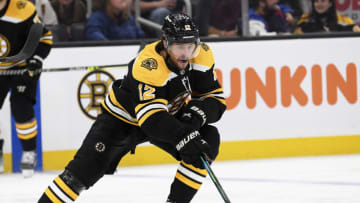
left=31, top=14, right=53, bottom=59
left=189, top=43, right=226, bottom=123
left=131, top=56, right=193, bottom=144
left=134, top=83, right=188, bottom=144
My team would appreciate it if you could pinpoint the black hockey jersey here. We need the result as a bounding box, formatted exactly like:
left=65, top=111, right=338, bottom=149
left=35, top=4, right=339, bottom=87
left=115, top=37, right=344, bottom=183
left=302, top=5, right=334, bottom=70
left=101, top=41, right=226, bottom=144
left=0, top=0, right=52, bottom=69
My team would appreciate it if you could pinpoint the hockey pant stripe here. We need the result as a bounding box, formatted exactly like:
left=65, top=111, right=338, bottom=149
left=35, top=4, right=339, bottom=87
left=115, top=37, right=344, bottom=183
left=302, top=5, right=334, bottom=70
left=52, top=176, right=79, bottom=201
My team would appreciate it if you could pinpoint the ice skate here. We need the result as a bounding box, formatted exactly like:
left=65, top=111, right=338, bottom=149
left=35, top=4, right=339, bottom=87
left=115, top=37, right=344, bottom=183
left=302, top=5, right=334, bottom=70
left=20, top=150, right=36, bottom=178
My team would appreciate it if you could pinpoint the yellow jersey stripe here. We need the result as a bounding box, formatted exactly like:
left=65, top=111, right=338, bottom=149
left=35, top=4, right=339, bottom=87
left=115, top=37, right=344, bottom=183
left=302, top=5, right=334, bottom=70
left=101, top=100, right=138, bottom=126
left=192, top=88, right=224, bottom=97
left=109, top=88, right=128, bottom=112
left=135, top=98, right=168, bottom=113
left=201, top=96, right=226, bottom=105
left=40, top=39, right=53, bottom=45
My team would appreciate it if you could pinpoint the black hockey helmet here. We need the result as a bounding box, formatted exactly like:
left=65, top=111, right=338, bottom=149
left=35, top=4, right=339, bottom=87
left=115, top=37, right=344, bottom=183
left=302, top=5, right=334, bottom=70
left=162, top=13, right=201, bottom=59
left=162, top=13, right=200, bottom=45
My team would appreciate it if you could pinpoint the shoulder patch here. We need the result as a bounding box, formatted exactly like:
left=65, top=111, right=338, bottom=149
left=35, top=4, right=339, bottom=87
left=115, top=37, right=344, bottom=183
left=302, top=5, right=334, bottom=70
left=133, top=41, right=174, bottom=87
left=141, top=58, right=158, bottom=71
left=3, top=0, right=36, bottom=23
left=201, top=42, right=209, bottom=52
left=16, top=0, right=27, bottom=9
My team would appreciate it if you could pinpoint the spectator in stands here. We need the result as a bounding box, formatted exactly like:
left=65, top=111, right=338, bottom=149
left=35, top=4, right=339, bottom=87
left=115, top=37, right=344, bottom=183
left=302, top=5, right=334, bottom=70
left=279, top=0, right=303, bottom=22
left=207, top=0, right=242, bottom=37
left=85, top=0, right=145, bottom=40
left=32, top=0, right=58, bottom=25
left=139, top=0, right=185, bottom=25
left=139, top=0, right=186, bottom=38
left=50, top=0, right=87, bottom=40
left=294, top=0, right=360, bottom=34
left=249, top=0, right=294, bottom=36
left=191, top=0, right=211, bottom=36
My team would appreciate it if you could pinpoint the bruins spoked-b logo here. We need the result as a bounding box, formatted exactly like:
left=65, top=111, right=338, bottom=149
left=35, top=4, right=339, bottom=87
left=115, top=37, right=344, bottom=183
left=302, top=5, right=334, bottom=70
left=77, top=70, right=115, bottom=120
left=0, top=34, right=10, bottom=58
left=141, top=58, right=158, bottom=71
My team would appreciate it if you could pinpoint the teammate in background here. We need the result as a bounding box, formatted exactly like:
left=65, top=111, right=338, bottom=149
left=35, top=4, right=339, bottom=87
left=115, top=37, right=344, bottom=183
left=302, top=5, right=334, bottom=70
left=294, top=0, right=360, bottom=33
left=38, top=13, right=226, bottom=203
left=0, top=0, right=53, bottom=177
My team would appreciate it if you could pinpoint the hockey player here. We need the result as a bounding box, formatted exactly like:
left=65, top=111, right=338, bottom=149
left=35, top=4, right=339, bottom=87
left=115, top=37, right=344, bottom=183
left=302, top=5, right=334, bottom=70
left=38, top=13, right=226, bottom=203
left=0, top=0, right=53, bottom=176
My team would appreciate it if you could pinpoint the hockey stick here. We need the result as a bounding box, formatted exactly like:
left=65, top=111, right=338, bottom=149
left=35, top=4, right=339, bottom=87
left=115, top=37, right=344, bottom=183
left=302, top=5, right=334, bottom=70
left=0, top=63, right=128, bottom=76
left=201, top=154, right=231, bottom=203
left=0, top=23, right=43, bottom=63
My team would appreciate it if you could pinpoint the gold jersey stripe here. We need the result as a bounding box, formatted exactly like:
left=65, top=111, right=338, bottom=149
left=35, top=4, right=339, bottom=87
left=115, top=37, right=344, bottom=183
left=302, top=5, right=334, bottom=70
left=54, top=177, right=78, bottom=200
left=135, top=98, right=168, bottom=113
left=43, top=31, right=52, bottom=36
left=16, top=120, right=37, bottom=129
left=17, top=131, right=37, bottom=140
left=101, top=100, right=138, bottom=126
left=192, top=88, right=224, bottom=97
left=201, top=96, right=226, bottom=105
left=109, top=88, right=129, bottom=113
left=175, top=172, right=201, bottom=190
left=181, top=161, right=207, bottom=176
left=44, top=188, right=63, bottom=203
left=40, top=39, right=53, bottom=45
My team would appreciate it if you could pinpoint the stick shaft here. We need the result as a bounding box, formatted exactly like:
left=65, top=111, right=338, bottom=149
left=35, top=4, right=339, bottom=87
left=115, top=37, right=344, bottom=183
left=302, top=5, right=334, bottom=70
left=201, top=155, right=231, bottom=203
left=0, top=63, right=128, bottom=76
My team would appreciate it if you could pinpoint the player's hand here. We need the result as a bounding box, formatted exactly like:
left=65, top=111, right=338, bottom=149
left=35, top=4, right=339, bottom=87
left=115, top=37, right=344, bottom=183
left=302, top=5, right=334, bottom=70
left=179, top=100, right=207, bottom=129
left=26, top=56, right=42, bottom=78
left=175, top=130, right=211, bottom=168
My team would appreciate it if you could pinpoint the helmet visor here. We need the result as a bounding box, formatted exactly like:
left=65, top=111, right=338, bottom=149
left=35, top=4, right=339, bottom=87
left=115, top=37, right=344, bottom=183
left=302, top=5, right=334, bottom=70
left=167, top=40, right=200, bottom=60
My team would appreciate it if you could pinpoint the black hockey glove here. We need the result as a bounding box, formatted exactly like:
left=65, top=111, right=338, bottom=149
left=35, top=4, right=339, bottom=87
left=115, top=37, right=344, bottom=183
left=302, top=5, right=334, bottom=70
left=26, top=55, right=42, bottom=78
left=175, top=130, right=211, bottom=168
left=180, top=100, right=207, bottom=130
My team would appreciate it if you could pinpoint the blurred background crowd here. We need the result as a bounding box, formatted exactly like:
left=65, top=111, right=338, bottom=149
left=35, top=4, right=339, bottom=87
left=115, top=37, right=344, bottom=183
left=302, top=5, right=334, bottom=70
left=30, top=0, right=360, bottom=42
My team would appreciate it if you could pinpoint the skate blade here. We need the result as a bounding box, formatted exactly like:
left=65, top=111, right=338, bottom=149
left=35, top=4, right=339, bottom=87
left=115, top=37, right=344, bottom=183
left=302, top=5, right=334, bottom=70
left=22, top=169, right=34, bottom=178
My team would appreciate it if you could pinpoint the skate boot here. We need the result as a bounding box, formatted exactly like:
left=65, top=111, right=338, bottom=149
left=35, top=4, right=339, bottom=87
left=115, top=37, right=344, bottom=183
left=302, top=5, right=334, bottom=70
left=0, top=139, right=4, bottom=173
left=20, top=150, right=37, bottom=178
left=166, top=198, right=175, bottom=203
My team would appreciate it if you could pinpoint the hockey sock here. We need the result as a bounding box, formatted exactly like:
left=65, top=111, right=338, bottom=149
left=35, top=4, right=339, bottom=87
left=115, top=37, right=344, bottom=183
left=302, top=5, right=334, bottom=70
left=38, top=170, right=86, bottom=203
left=167, top=161, right=207, bottom=203
left=16, top=119, right=37, bottom=151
